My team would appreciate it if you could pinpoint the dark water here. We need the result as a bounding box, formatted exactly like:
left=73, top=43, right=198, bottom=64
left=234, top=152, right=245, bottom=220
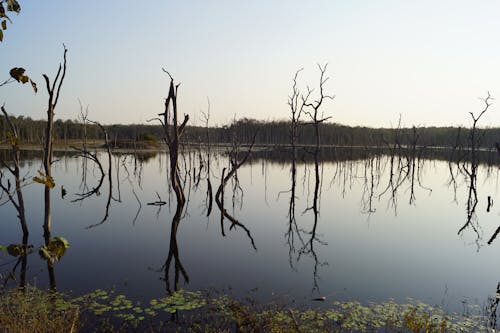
left=1, top=147, right=500, bottom=311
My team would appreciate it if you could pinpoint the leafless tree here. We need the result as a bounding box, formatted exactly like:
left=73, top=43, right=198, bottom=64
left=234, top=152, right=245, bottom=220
left=149, top=70, right=190, bottom=293
left=41, top=45, right=67, bottom=243
left=0, top=104, right=28, bottom=238
left=456, top=93, right=492, bottom=243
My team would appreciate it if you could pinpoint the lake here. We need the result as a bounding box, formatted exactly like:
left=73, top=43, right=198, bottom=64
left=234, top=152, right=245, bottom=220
left=1, top=146, right=500, bottom=312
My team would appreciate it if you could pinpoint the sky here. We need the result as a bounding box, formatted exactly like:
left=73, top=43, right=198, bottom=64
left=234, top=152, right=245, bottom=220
left=1, top=0, right=500, bottom=128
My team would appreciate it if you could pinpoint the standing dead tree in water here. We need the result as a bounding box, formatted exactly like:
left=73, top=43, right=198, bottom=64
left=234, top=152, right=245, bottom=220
left=302, top=64, right=334, bottom=154
left=157, top=69, right=189, bottom=215
left=302, top=64, right=334, bottom=216
left=0, top=67, right=37, bottom=290
left=31, top=45, right=69, bottom=290
left=467, top=92, right=492, bottom=164
left=40, top=45, right=67, bottom=243
left=0, top=110, right=31, bottom=289
left=150, top=70, right=189, bottom=292
left=0, top=105, right=28, bottom=237
left=290, top=64, right=333, bottom=292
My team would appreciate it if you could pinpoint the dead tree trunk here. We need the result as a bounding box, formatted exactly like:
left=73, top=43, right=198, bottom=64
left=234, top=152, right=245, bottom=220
left=0, top=105, right=28, bottom=237
left=156, top=70, right=189, bottom=292
left=158, top=71, right=189, bottom=215
left=41, top=45, right=67, bottom=243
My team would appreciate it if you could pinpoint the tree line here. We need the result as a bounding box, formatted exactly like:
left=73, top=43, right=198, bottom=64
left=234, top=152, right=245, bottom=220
left=1, top=115, right=499, bottom=149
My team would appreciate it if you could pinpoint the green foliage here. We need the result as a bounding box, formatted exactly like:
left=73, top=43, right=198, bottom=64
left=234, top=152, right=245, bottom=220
left=33, top=170, right=55, bottom=188
left=6, top=130, right=18, bottom=147
left=0, top=286, right=79, bottom=333
left=0, top=287, right=491, bottom=332
left=140, top=132, right=158, bottom=142
left=38, top=236, right=69, bottom=265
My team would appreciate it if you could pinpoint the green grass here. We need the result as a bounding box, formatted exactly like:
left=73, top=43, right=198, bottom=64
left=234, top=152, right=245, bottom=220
left=0, top=286, right=491, bottom=332
left=0, top=287, right=79, bottom=333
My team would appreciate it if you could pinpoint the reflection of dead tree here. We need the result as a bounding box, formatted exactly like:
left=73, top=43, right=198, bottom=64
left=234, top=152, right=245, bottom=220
left=84, top=121, right=113, bottom=229
left=77, top=99, right=90, bottom=193
left=119, top=155, right=143, bottom=224
left=458, top=167, right=480, bottom=242
left=0, top=105, right=28, bottom=238
left=131, top=189, right=142, bottom=225
left=446, top=127, right=464, bottom=203
left=70, top=146, right=105, bottom=200
left=360, top=156, right=377, bottom=215
left=202, top=102, right=213, bottom=216
left=215, top=136, right=257, bottom=250
left=113, top=155, right=122, bottom=203
left=283, top=157, right=304, bottom=270
left=487, top=282, right=500, bottom=330
left=163, top=199, right=189, bottom=294
left=148, top=192, right=166, bottom=206
left=299, top=158, right=328, bottom=292
left=405, top=126, right=432, bottom=205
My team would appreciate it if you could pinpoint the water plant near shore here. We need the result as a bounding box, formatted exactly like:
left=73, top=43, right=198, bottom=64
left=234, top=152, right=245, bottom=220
left=0, top=286, right=490, bottom=332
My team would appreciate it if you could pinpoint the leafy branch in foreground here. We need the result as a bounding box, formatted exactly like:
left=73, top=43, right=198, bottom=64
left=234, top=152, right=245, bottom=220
left=0, top=0, right=21, bottom=43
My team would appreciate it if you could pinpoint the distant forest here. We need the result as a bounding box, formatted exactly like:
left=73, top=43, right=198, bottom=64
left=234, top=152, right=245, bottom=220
left=1, top=115, right=500, bottom=149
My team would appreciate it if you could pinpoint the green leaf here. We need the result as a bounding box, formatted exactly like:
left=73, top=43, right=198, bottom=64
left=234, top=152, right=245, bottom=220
left=0, top=245, right=6, bottom=253
left=1, top=20, right=6, bottom=30
left=33, top=170, right=55, bottom=188
left=6, top=131, right=18, bottom=147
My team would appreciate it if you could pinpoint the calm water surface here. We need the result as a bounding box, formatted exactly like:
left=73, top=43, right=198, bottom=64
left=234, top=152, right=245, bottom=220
left=1, top=148, right=500, bottom=310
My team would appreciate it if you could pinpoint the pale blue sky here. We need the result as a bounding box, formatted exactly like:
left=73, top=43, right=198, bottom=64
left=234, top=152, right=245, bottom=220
left=1, top=1, right=500, bottom=127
